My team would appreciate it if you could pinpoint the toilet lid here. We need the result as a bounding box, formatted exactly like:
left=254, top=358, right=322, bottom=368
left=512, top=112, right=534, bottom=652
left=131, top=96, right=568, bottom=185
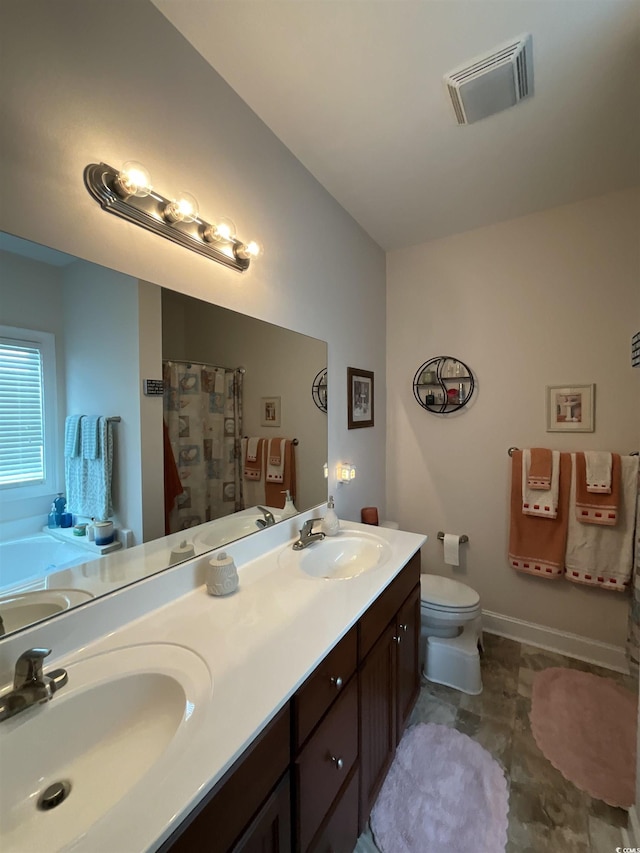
left=420, top=575, right=480, bottom=610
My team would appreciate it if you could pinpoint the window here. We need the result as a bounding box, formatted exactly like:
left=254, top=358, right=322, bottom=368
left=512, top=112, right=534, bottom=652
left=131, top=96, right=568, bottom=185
left=0, top=325, right=58, bottom=498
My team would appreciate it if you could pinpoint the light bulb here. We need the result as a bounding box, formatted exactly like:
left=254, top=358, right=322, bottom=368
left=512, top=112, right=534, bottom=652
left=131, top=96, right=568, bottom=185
left=164, top=192, right=199, bottom=224
left=202, top=218, right=236, bottom=243
left=323, top=463, right=329, bottom=479
left=114, top=161, right=152, bottom=198
left=234, top=239, right=262, bottom=261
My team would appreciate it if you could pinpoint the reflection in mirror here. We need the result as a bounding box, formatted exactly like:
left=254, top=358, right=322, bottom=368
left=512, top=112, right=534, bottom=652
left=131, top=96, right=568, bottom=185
left=0, top=232, right=328, bottom=638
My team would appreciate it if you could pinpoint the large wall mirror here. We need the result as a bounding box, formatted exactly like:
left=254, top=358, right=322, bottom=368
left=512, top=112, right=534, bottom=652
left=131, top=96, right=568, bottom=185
left=0, top=232, right=328, bottom=638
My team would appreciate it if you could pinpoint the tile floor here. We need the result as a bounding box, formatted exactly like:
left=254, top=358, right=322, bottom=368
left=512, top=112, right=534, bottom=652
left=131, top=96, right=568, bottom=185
left=354, top=633, right=637, bottom=853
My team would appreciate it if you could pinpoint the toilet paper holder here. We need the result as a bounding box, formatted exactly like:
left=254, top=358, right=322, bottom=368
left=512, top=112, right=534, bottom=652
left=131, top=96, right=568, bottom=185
left=437, top=531, right=469, bottom=544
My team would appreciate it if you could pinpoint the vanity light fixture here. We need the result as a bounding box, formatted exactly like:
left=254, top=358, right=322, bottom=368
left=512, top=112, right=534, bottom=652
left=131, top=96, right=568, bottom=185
left=336, top=463, right=356, bottom=484
left=84, top=162, right=262, bottom=273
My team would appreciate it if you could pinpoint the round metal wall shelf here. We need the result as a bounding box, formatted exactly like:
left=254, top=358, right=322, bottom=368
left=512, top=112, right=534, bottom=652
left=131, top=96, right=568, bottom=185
left=312, top=368, right=327, bottom=413
left=413, top=356, right=475, bottom=414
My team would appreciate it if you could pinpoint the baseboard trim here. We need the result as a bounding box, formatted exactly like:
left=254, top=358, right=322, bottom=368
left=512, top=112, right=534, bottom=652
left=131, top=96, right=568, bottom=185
left=623, top=805, right=640, bottom=846
left=482, top=609, right=629, bottom=673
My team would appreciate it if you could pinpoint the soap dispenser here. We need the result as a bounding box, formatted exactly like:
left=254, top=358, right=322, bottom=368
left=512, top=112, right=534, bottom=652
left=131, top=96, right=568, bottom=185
left=321, top=496, right=340, bottom=537
left=281, top=490, right=298, bottom=519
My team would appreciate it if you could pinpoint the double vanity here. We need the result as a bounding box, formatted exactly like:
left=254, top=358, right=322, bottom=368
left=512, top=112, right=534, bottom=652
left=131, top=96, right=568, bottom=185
left=0, top=510, right=426, bottom=852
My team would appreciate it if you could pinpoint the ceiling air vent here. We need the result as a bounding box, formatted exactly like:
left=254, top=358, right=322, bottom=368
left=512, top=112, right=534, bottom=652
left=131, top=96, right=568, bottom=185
left=444, top=34, right=533, bottom=125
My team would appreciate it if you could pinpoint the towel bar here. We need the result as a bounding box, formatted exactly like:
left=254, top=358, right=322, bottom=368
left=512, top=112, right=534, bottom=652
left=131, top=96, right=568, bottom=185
left=508, top=446, right=638, bottom=456
left=243, top=435, right=298, bottom=445
left=437, top=531, right=469, bottom=544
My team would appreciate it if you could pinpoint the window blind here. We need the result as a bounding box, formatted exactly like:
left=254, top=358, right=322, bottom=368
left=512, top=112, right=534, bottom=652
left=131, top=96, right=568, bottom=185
left=0, top=341, right=45, bottom=486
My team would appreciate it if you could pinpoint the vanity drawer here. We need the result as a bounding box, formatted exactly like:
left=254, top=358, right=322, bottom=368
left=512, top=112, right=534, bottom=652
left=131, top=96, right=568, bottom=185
left=359, top=552, right=420, bottom=659
left=296, top=675, right=358, bottom=852
left=294, top=625, right=357, bottom=749
left=308, top=763, right=359, bottom=853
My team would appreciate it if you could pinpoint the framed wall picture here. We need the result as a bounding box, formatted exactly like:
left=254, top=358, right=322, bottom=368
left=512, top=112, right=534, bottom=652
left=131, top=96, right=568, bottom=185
left=546, top=384, right=595, bottom=432
left=260, top=396, right=281, bottom=427
left=348, top=367, right=374, bottom=429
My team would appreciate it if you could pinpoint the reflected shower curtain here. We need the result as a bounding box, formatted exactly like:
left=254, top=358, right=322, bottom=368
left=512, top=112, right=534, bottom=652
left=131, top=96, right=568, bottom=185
left=163, top=361, right=243, bottom=534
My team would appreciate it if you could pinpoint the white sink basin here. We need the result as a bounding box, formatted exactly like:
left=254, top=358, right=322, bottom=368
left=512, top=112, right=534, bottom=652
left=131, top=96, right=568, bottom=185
left=195, top=507, right=283, bottom=550
left=0, top=643, right=211, bottom=851
left=0, top=589, right=93, bottom=634
left=280, top=530, right=392, bottom=579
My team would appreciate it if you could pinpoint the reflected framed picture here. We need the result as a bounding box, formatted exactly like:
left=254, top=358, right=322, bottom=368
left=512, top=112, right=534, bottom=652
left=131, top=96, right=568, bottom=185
left=348, top=367, right=374, bottom=429
left=546, top=384, right=594, bottom=432
left=260, top=396, right=281, bottom=427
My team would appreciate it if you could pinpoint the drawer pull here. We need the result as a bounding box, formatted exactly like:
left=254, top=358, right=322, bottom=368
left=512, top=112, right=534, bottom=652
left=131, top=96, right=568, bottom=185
left=400, top=623, right=408, bottom=632
left=330, top=675, right=343, bottom=689
left=393, top=635, right=402, bottom=645
left=330, top=756, right=344, bottom=771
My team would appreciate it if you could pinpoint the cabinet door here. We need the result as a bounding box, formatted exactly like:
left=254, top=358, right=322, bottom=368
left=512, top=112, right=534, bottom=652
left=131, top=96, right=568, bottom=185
left=358, top=622, right=396, bottom=832
left=395, top=586, right=420, bottom=741
left=233, top=774, right=291, bottom=853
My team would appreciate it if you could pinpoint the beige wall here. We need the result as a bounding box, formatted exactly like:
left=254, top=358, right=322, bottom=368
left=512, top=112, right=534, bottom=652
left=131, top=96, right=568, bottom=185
left=386, top=188, right=640, bottom=647
left=0, top=0, right=387, bottom=526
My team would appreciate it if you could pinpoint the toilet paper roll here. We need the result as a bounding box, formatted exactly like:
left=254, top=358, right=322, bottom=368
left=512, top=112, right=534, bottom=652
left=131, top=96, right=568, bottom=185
left=443, top=533, right=461, bottom=567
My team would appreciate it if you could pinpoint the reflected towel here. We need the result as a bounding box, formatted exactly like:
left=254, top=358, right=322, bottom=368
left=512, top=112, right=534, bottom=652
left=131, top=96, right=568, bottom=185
left=81, top=415, right=101, bottom=460
left=246, top=437, right=260, bottom=463
left=509, top=450, right=571, bottom=580
left=64, top=414, right=82, bottom=458
left=265, top=440, right=296, bottom=509
left=243, top=438, right=264, bottom=481
left=163, top=420, right=184, bottom=535
left=65, top=416, right=113, bottom=519
left=585, top=451, right=613, bottom=494
left=528, top=448, right=552, bottom=490
left=566, top=454, right=638, bottom=590
left=522, top=449, right=561, bottom=519
left=266, top=438, right=286, bottom=482
left=575, top=452, right=621, bottom=525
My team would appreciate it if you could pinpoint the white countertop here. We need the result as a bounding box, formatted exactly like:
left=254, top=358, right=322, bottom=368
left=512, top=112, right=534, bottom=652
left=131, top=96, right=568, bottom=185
left=0, top=513, right=425, bottom=852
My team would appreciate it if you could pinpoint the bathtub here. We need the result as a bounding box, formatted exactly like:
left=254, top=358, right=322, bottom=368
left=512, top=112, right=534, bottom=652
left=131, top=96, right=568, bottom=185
left=0, top=532, right=91, bottom=594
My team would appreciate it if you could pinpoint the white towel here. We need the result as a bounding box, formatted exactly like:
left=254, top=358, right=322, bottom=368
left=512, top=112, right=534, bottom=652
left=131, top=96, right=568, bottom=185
left=241, top=438, right=266, bottom=508
left=585, top=451, right=612, bottom=494
left=522, top=449, right=560, bottom=520
left=246, top=437, right=260, bottom=463
left=66, top=417, right=113, bottom=519
left=565, top=454, right=639, bottom=590
left=266, top=439, right=286, bottom=483
left=64, top=414, right=82, bottom=458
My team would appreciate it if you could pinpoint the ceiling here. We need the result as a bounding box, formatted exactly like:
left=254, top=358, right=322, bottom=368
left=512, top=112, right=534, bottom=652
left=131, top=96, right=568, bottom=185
left=153, top=1, right=640, bottom=251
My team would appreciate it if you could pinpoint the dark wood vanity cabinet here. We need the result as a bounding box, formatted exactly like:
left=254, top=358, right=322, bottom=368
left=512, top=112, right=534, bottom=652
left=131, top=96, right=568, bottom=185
left=161, top=552, right=420, bottom=853
left=358, top=553, right=420, bottom=830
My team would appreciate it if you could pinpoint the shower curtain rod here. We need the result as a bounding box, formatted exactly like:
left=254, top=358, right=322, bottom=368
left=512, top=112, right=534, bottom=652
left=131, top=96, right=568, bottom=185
left=164, top=358, right=245, bottom=374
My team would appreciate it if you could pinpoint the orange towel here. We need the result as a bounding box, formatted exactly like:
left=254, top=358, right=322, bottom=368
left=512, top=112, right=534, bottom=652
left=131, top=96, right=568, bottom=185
left=528, top=447, right=552, bottom=490
left=508, top=450, right=571, bottom=580
left=163, top=421, right=184, bottom=535
left=244, top=437, right=264, bottom=481
left=265, top=439, right=296, bottom=509
left=575, top=452, right=621, bottom=525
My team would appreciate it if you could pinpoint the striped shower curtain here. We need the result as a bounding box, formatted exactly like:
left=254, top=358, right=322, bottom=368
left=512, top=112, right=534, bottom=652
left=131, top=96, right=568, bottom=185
left=163, top=361, right=243, bottom=534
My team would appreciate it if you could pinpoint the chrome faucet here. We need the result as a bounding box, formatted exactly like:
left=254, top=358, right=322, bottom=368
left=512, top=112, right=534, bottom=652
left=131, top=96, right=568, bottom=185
left=255, top=506, right=276, bottom=529
left=0, top=648, right=68, bottom=723
left=293, top=519, right=325, bottom=550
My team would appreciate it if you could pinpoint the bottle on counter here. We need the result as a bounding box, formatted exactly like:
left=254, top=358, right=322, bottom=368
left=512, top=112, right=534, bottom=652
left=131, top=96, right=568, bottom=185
left=280, top=489, right=298, bottom=519
left=321, top=496, right=340, bottom=537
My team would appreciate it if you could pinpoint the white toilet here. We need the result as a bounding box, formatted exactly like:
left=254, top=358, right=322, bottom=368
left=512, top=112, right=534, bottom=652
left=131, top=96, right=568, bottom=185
left=420, top=575, right=483, bottom=695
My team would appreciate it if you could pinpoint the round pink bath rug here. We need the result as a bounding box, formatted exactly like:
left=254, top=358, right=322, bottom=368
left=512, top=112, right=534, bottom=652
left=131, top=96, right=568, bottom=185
left=530, top=667, right=637, bottom=807
left=370, top=722, right=509, bottom=853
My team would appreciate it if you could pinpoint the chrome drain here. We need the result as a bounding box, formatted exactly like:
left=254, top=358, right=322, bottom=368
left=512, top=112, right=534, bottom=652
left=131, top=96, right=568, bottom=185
left=37, top=780, right=71, bottom=811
